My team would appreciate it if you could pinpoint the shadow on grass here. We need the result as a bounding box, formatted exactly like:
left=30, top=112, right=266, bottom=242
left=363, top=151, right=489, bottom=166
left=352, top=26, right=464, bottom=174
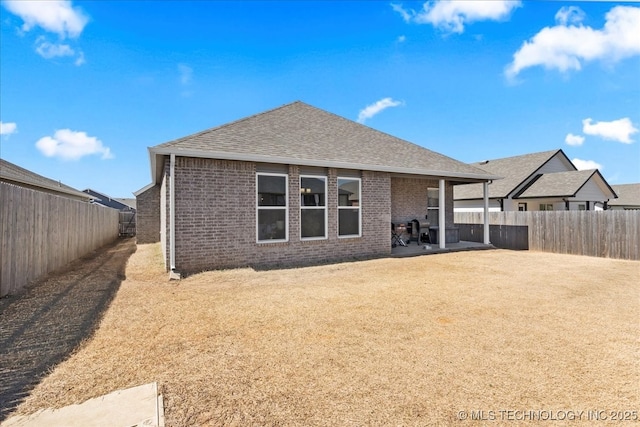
left=0, top=238, right=136, bottom=421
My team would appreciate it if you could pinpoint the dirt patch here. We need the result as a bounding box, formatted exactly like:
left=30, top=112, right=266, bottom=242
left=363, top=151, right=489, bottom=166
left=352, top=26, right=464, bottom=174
left=9, top=246, right=640, bottom=426
left=0, top=238, right=136, bottom=420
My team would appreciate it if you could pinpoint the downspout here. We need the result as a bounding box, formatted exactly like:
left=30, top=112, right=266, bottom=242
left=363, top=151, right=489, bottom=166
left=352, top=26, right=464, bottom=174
left=439, top=179, right=445, bottom=249
left=169, top=153, right=177, bottom=272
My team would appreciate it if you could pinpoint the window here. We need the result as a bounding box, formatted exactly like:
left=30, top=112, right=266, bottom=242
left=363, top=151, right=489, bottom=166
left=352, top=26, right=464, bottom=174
left=518, top=203, right=527, bottom=212
left=427, top=188, right=439, bottom=225
left=257, top=173, right=288, bottom=242
left=300, top=176, right=327, bottom=240
left=338, top=177, right=361, bottom=237
left=578, top=204, right=586, bottom=211
left=539, top=204, right=554, bottom=211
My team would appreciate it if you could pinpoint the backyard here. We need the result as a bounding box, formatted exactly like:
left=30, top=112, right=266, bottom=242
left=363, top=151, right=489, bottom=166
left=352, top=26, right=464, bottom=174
left=10, top=242, right=640, bottom=426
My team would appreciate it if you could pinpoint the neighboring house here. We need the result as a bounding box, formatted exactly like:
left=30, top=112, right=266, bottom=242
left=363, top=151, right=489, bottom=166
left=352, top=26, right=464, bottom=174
left=136, top=101, right=498, bottom=274
left=0, top=158, right=92, bottom=202
left=83, top=189, right=137, bottom=237
left=454, top=149, right=617, bottom=212
left=608, top=184, right=640, bottom=210
left=83, top=188, right=136, bottom=211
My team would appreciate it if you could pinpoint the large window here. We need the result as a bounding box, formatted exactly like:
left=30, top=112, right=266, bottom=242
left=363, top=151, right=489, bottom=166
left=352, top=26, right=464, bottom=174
left=257, top=173, right=288, bottom=242
left=300, top=176, right=327, bottom=240
left=338, top=177, right=361, bottom=237
left=427, top=187, right=439, bottom=225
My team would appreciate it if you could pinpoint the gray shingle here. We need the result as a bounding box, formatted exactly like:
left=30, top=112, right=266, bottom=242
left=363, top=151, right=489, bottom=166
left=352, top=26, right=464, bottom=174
left=516, top=169, right=597, bottom=198
left=151, top=101, right=495, bottom=180
left=0, top=159, right=90, bottom=200
left=609, top=183, right=640, bottom=207
left=454, top=150, right=561, bottom=200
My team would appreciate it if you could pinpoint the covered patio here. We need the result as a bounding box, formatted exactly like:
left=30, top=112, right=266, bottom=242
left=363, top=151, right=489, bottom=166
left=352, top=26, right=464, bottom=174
left=391, top=239, right=495, bottom=257
left=390, top=175, right=492, bottom=251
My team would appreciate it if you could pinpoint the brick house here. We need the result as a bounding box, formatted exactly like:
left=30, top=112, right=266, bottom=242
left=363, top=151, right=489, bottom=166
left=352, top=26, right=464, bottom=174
left=135, top=102, right=497, bottom=274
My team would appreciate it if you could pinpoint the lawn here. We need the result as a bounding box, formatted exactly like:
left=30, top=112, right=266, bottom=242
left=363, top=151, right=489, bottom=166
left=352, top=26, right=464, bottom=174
left=14, top=244, right=640, bottom=426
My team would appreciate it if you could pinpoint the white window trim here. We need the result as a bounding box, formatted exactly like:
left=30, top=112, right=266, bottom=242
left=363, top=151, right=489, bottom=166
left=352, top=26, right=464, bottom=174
left=337, top=177, right=362, bottom=238
left=300, top=175, right=328, bottom=241
left=256, top=172, right=289, bottom=243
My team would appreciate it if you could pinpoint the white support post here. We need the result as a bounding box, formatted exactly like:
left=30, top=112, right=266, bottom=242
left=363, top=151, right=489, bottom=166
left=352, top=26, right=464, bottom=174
left=439, top=179, right=445, bottom=249
left=483, top=181, right=490, bottom=245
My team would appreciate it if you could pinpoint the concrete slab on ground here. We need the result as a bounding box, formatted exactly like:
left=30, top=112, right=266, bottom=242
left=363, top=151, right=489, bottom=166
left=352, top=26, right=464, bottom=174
left=3, top=382, right=164, bottom=427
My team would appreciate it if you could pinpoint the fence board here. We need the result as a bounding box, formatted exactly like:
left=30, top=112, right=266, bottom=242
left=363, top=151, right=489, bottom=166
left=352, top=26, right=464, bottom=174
left=455, top=210, right=639, bottom=261
left=0, top=183, right=120, bottom=296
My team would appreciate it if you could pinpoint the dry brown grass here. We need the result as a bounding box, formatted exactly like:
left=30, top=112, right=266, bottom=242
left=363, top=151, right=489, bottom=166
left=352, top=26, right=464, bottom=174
left=13, top=244, right=640, bottom=426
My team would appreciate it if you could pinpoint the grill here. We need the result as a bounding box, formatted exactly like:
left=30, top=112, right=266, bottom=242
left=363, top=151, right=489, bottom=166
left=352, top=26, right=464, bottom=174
left=407, top=218, right=430, bottom=245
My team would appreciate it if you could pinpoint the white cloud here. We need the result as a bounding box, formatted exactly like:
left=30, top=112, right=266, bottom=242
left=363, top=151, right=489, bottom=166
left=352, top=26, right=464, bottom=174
left=1, top=122, right=18, bottom=136
left=357, top=98, right=404, bottom=124
left=565, top=133, right=585, bottom=146
left=555, top=6, right=585, bottom=26
left=35, top=39, right=75, bottom=59
left=36, top=129, right=113, bottom=160
left=392, top=1, right=521, bottom=34
left=397, top=35, right=406, bottom=43
left=506, top=6, right=640, bottom=79
left=582, top=117, right=638, bottom=144
left=572, top=158, right=602, bottom=171
left=3, top=0, right=89, bottom=39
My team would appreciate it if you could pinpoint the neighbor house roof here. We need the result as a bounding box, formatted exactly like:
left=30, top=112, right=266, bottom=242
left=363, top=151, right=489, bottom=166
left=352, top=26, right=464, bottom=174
left=608, top=183, right=640, bottom=208
left=83, top=189, right=136, bottom=210
left=148, top=101, right=498, bottom=183
left=0, top=158, right=92, bottom=201
left=514, top=169, right=615, bottom=199
left=454, top=149, right=567, bottom=200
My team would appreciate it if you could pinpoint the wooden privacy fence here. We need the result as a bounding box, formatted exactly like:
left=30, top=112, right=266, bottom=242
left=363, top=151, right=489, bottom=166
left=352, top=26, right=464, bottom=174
left=455, top=210, right=640, bottom=261
left=1, top=182, right=120, bottom=297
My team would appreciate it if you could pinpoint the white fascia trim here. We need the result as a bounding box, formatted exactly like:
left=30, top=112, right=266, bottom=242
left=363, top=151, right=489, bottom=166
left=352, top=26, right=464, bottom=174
left=150, top=147, right=501, bottom=182
left=133, top=182, right=156, bottom=196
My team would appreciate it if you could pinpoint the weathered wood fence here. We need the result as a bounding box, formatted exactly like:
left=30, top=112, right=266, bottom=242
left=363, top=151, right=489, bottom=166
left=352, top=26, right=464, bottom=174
left=1, top=182, right=120, bottom=296
left=455, top=210, right=640, bottom=261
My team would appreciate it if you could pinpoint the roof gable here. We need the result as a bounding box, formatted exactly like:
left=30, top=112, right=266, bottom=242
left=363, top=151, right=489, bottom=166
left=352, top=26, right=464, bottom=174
left=454, top=149, right=575, bottom=200
left=514, top=169, right=614, bottom=199
left=150, top=101, right=496, bottom=182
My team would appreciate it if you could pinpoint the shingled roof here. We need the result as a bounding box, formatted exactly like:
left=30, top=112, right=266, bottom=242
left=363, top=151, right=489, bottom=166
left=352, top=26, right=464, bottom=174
left=515, top=169, right=612, bottom=199
left=0, top=159, right=91, bottom=201
left=454, top=149, right=568, bottom=200
left=149, top=101, right=497, bottom=183
left=609, top=183, right=640, bottom=208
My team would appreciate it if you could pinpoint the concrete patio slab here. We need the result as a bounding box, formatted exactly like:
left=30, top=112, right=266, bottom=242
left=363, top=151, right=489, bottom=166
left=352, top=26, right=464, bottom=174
left=3, top=382, right=164, bottom=427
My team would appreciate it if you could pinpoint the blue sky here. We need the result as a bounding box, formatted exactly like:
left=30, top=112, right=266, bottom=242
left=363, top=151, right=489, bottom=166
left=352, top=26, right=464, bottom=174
left=1, top=1, right=639, bottom=197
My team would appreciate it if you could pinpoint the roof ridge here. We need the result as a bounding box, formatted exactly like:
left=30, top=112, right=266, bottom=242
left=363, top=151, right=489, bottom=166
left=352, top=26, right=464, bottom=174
left=157, top=101, right=303, bottom=148
left=299, top=103, right=493, bottom=176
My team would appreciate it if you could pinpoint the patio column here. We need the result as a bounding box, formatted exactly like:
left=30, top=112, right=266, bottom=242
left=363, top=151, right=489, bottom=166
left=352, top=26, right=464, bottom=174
left=439, top=179, right=445, bottom=249
left=483, top=181, right=490, bottom=245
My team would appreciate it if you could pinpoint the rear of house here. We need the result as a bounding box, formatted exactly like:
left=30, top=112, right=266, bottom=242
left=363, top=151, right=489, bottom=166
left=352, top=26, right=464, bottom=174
left=136, top=102, right=497, bottom=275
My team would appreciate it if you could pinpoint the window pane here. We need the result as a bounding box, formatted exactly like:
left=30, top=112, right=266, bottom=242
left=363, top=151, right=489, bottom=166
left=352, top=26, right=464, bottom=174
left=338, top=179, right=360, bottom=206
left=339, top=208, right=359, bottom=236
left=258, top=175, right=286, bottom=206
left=300, top=177, right=325, bottom=206
left=301, top=209, right=325, bottom=238
left=258, top=209, right=286, bottom=240
left=427, top=188, right=439, bottom=208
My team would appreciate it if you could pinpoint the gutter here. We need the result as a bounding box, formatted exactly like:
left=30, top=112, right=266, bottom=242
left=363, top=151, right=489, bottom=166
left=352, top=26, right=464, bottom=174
left=149, top=147, right=502, bottom=183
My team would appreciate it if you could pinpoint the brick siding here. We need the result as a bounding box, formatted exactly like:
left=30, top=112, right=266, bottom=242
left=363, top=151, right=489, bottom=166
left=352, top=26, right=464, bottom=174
left=165, top=156, right=391, bottom=273
left=390, top=177, right=454, bottom=226
left=135, top=185, right=160, bottom=244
